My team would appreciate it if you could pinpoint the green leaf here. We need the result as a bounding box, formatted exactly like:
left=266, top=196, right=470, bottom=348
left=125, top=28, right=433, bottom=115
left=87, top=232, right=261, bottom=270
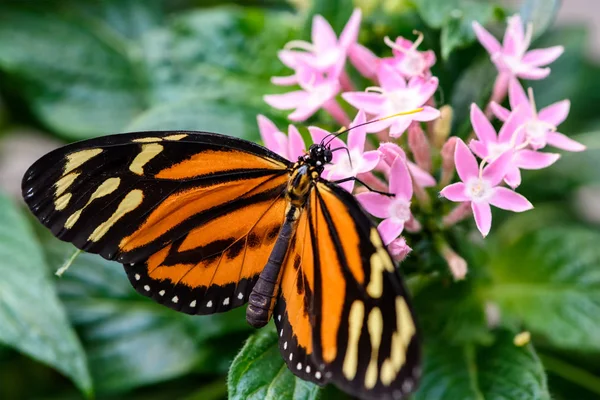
left=450, top=56, right=497, bottom=137
left=0, top=194, right=91, bottom=395
left=414, top=0, right=501, bottom=59
left=520, top=0, right=561, bottom=40
left=39, top=232, right=252, bottom=394
left=413, top=279, right=492, bottom=346
left=305, top=0, right=354, bottom=35
left=0, top=3, right=148, bottom=139
left=485, top=227, right=600, bottom=352
left=415, top=330, right=549, bottom=399
left=228, top=328, right=321, bottom=400
left=0, top=3, right=298, bottom=140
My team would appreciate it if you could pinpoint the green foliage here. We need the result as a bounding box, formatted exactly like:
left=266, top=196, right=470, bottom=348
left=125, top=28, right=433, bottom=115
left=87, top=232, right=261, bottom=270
left=415, top=330, right=549, bottom=400
left=228, top=328, right=322, bottom=400
left=1, top=0, right=600, bottom=399
left=0, top=195, right=91, bottom=395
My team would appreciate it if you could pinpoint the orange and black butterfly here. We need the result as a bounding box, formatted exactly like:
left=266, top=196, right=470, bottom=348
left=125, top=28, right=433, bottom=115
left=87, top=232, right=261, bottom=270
left=22, top=130, right=420, bottom=399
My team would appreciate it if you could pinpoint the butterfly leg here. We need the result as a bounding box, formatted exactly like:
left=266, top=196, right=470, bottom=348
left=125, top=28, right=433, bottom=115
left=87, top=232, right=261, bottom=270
left=331, top=176, right=394, bottom=196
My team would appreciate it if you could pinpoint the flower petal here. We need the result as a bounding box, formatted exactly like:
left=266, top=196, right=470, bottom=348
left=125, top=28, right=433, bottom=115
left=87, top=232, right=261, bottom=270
left=489, top=187, right=533, bottom=212
left=515, top=150, right=560, bottom=169
left=389, top=157, right=412, bottom=200
left=378, top=142, right=406, bottom=166
left=472, top=201, right=492, bottom=237
left=490, top=101, right=511, bottom=121
left=546, top=131, right=586, bottom=152
left=504, top=166, right=522, bottom=188
left=309, top=126, right=330, bottom=145
left=288, top=102, right=321, bottom=121
left=348, top=110, right=367, bottom=151
left=342, top=91, right=386, bottom=114
left=440, top=182, right=469, bottom=202
left=413, top=106, right=441, bottom=122
left=264, top=91, right=307, bottom=110
left=339, top=8, right=362, bottom=49
left=508, top=79, right=530, bottom=112
left=482, top=149, right=513, bottom=186
left=360, top=151, right=381, bottom=173
left=408, top=162, right=436, bottom=187
left=312, top=15, right=338, bottom=53
left=472, top=21, right=502, bottom=55
left=498, top=106, right=526, bottom=143
left=389, top=118, right=412, bottom=138
left=287, top=124, right=306, bottom=161
left=337, top=179, right=355, bottom=192
left=271, top=75, right=298, bottom=86
left=348, top=43, right=379, bottom=79
left=522, top=46, right=564, bottom=67
left=356, top=192, right=392, bottom=219
left=539, top=99, right=570, bottom=127
left=518, top=67, right=551, bottom=80
left=378, top=218, right=405, bottom=245
left=257, top=114, right=281, bottom=150
left=413, top=76, right=439, bottom=102
left=471, top=103, right=497, bottom=144
left=469, top=140, right=489, bottom=159
left=377, top=64, right=407, bottom=90
left=454, top=139, right=479, bottom=182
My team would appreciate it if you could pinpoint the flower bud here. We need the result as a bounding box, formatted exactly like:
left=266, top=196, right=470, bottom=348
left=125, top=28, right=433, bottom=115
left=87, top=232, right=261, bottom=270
left=388, top=237, right=412, bottom=262
left=439, top=243, right=467, bottom=280
left=408, top=122, right=431, bottom=172
left=432, top=105, right=453, bottom=148
left=440, top=136, right=457, bottom=187
left=442, top=202, right=472, bottom=228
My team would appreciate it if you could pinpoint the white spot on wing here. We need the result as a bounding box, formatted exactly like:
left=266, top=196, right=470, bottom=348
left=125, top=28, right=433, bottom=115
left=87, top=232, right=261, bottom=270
left=296, top=362, right=302, bottom=370
left=134, top=274, right=140, bottom=281
left=206, top=301, right=213, bottom=308
left=159, top=290, right=165, bottom=296
left=172, top=296, right=179, bottom=303
left=223, top=297, right=230, bottom=305
left=190, top=300, right=197, bottom=307
left=143, top=285, right=150, bottom=291
left=237, top=292, right=244, bottom=299
left=315, top=371, right=322, bottom=379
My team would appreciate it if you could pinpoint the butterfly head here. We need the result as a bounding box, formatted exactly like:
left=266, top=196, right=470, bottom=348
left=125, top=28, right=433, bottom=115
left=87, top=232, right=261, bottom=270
left=305, top=144, right=332, bottom=172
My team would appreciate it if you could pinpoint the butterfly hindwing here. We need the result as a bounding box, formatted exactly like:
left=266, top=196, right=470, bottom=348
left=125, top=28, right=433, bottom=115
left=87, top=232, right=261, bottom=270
left=284, top=181, right=420, bottom=400
left=22, top=131, right=292, bottom=315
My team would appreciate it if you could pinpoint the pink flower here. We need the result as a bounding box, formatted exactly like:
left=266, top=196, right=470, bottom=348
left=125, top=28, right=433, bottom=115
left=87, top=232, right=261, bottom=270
left=378, top=142, right=436, bottom=188
left=264, top=66, right=342, bottom=122
left=473, top=14, right=564, bottom=80
left=381, top=34, right=436, bottom=78
left=342, top=64, right=440, bottom=137
left=357, top=157, right=414, bottom=244
left=440, top=139, right=533, bottom=237
left=309, top=110, right=379, bottom=192
left=388, top=237, right=411, bottom=262
left=469, top=103, right=560, bottom=188
left=491, top=79, right=586, bottom=152
left=277, top=9, right=361, bottom=75
left=257, top=115, right=306, bottom=161
left=348, top=43, right=379, bottom=80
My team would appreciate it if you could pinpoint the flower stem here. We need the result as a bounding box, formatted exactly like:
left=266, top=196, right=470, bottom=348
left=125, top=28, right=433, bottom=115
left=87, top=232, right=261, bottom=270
left=539, top=353, right=600, bottom=396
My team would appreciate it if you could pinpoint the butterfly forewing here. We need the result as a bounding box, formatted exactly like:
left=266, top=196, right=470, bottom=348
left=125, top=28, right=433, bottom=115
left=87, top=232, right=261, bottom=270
left=22, top=131, right=292, bottom=315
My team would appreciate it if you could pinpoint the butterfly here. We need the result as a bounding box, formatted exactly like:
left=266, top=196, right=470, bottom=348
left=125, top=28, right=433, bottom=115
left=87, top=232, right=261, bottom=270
left=22, top=128, right=420, bottom=399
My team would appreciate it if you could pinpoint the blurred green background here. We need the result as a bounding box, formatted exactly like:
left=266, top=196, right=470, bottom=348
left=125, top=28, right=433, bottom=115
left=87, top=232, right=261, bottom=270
left=1, top=0, right=600, bottom=399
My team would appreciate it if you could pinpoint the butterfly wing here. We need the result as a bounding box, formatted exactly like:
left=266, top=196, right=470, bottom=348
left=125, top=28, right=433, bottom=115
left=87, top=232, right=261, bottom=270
left=275, top=181, right=420, bottom=399
left=22, top=131, right=292, bottom=314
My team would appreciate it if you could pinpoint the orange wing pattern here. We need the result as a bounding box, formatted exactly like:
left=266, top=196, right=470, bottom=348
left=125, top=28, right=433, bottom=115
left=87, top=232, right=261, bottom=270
left=275, top=181, right=420, bottom=399
left=22, top=131, right=292, bottom=314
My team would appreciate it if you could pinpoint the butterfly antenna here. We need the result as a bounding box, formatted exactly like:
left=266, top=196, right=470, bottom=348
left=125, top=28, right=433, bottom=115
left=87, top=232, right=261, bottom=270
left=323, top=108, right=425, bottom=146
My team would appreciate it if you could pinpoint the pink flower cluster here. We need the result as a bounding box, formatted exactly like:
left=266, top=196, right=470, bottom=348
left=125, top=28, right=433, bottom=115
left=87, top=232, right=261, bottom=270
left=258, top=11, right=585, bottom=275
left=441, top=15, right=585, bottom=237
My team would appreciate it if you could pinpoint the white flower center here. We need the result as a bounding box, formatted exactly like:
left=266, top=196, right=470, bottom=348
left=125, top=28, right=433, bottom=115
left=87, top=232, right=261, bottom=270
left=387, top=90, right=418, bottom=113
left=327, top=148, right=362, bottom=177
left=399, top=52, right=425, bottom=77
left=524, top=118, right=553, bottom=149
left=488, top=142, right=511, bottom=161
left=465, top=178, right=493, bottom=203
left=388, top=199, right=411, bottom=222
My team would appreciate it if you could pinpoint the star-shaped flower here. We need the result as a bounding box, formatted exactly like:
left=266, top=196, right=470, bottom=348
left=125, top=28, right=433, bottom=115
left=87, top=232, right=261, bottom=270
left=440, top=139, right=533, bottom=237
left=342, top=64, right=440, bottom=137
left=309, top=110, right=380, bottom=192
left=357, top=157, right=414, bottom=245
left=469, top=103, right=560, bottom=188
left=381, top=33, right=436, bottom=78
left=473, top=14, right=564, bottom=80
left=490, top=79, right=586, bottom=152
left=257, top=115, right=305, bottom=161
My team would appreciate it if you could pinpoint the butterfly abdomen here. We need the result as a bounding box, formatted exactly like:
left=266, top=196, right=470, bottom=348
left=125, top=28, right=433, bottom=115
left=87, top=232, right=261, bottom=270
left=246, top=202, right=302, bottom=327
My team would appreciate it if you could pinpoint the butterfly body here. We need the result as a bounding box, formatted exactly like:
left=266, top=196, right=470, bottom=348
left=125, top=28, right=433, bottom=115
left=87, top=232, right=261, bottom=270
left=22, top=131, right=420, bottom=400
